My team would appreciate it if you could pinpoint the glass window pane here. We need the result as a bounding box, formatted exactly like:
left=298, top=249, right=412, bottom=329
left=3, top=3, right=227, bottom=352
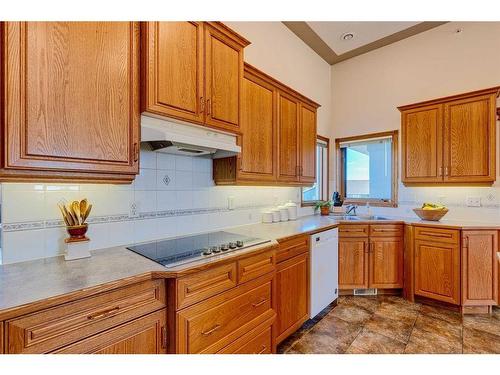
left=302, top=141, right=327, bottom=202
left=343, top=138, right=392, bottom=200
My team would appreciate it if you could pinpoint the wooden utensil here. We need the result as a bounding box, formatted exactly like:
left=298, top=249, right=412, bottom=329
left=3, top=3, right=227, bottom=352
left=81, top=204, right=92, bottom=223
left=71, top=201, right=81, bottom=224
left=80, top=199, right=88, bottom=221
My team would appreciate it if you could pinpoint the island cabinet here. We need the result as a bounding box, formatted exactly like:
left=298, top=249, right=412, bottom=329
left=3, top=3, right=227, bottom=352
left=399, top=86, right=499, bottom=185
left=213, top=63, right=320, bottom=186
left=338, top=224, right=403, bottom=291
left=4, top=279, right=168, bottom=354
left=0, top=22, right=140, bottom=183
left=167, top=247, right=277, bottom=354
left=413, top=226, right=461, bottom=305
left=274, top=236, right=310, bottom=344
left=141, top=21, right=250, bottom=134
left=461, top=230, right=498, bottom=307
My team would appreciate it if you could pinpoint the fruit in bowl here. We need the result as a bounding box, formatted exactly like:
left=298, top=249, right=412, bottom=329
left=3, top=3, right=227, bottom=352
left=413, top=202, right=448, bottom=221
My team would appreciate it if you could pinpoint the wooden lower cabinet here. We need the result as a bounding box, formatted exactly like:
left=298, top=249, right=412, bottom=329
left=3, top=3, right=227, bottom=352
left=275, top=251, right=309, bottom=344
left=462, top=230, right=498, bottom=306
left=414, top=239, right=461, bottom=305
left=339, top=238, right=369, bottom=289
left=369, top=236, right=404, bottom=288
left=53, top=310, right=167, bottom=354
left=217, top=316, right=273, bottom=354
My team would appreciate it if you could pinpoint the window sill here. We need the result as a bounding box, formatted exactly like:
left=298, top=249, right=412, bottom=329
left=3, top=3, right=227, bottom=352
left=343, top=199, right=398, bottom=208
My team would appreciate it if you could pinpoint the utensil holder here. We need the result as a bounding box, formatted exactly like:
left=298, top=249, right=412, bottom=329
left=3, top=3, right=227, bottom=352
left=64, top=237, right=91, bottom=261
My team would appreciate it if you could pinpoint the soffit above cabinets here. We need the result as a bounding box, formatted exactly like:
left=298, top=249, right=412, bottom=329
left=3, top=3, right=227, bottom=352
left=283, top=21, right=448, bottom=65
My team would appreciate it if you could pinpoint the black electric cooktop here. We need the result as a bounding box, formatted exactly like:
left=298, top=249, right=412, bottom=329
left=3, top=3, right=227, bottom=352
left=127, top=231, right=270, bottom=268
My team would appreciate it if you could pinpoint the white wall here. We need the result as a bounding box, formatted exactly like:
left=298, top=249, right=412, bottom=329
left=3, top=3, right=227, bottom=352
left=331, top=22, right=500, bottom=220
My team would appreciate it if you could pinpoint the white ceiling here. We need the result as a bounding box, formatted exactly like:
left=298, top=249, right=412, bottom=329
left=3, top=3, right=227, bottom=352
left=307, top=22, right=419, bottom=55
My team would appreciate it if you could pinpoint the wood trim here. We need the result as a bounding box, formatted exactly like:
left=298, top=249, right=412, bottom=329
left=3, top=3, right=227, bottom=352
left=403, top=224, right=415, bottom=302
left=244, top=63, right=320, bottom=109
left=301, top=134, right=330, bottom=207
left=282, top=22, right=447, bottom=65
left=398, top=86, right=500, bottom=111
left=204, top=21, right=251, bottom=48
left=335, top=130, right=398, bottom=207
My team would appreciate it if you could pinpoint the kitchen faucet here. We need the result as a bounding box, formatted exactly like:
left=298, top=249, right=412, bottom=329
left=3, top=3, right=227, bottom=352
left=345, top=204, right=358, bottom=216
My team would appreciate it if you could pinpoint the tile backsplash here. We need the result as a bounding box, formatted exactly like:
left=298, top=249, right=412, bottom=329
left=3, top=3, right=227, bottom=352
left=0, top=147, right=309, bottom=264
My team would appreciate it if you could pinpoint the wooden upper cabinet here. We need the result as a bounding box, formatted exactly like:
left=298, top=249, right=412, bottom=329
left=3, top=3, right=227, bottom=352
left=278, top=92, right=300, bottom=182
left=141, top=22, right=204, bottom=123
left=1, top=22, right=140, bottom=183
left=401, top=104, right=443, bottom=183
left=299, top=103, right=317, bottom=183
left=399, top=87, right=499, bottom=185
left=238, top=66, right=276, bottom=181
left=443, top=94, right=496, bottom=182
left=462, top=230, right=498, bottom=306
left=141, top=22, right=249, bottom=133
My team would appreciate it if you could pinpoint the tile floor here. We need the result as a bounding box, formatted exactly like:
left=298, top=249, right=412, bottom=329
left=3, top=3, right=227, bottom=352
left=278, top=296, right=500, bottom=354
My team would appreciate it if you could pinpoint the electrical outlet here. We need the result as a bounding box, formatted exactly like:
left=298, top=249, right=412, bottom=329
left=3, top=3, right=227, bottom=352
left=466, top=197, right=481, bottom=207
left=129, top=202, right=139, bottom=218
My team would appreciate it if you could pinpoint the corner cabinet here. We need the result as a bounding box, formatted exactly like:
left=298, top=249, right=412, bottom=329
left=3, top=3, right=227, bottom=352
left=399, top=87, right=499, bottom=185
left=141, top=21, right=250, bottom=134
left=0, top=22, right=140, bottom=183
left=213, top=63, right=320, bottom=186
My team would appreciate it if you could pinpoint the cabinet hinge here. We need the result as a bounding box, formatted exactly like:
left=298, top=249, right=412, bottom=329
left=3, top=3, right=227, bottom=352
left=133, top=142, right=139, bottom=162
left=161, top=326, right=168, bottom=349
left=463, top=237, right=469, bottom=248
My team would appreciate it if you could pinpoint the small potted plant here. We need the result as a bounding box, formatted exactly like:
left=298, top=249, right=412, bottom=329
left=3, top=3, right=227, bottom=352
left=315, top=201, right=332, bottom=216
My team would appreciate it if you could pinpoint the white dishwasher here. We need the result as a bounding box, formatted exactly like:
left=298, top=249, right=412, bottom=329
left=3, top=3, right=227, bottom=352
left=310, top=227, right=338, bottom=318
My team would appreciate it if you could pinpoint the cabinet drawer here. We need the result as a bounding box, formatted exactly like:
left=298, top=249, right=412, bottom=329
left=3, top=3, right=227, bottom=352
left=370, top=224, right=403, bottom=237
left=6, top=279, right=165, bottom=354
left=176, top=262, right=237, bottom=310
left=339, top=224, right=369, bottom=238
left=277, top=235, right=309, bottom=263
left=218, top=322, right=272, bottom=354
left=52, top=310, right=167, bottom=354
left=177, top=276, right=273, bottom=353
left=238, top=249, right=275, bottom=284
left=414, top=226, right=460, bottom=244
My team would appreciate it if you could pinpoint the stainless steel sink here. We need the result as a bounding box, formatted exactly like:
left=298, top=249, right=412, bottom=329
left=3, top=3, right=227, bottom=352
left=329, top=215, right=390, bottom=221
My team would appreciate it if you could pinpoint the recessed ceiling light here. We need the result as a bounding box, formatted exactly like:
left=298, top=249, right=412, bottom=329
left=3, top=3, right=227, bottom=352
left=341, top=32, right=355, bottom=41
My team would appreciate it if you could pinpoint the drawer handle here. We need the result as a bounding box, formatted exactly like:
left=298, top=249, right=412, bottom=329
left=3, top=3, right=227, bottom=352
left=342, top=229, right=364, bottom=232
left=202, top=324, right=221, bottom=336
left=420, top=231, right=452, bottom=238
left=257, top=345, right=267, bottom=354
left=87, top=306, right=120, bottom=320
left=252, top=299, right=268, bottom=308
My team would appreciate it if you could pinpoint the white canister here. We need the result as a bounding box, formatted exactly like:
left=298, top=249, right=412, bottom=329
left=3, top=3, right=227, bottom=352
left=285, top=200, right=298, bottom=220
left=262, top=211, right=273, bottom=223
left=271, top=209, right=280, bottom=222
left=278, top=206, right=289, bottom=221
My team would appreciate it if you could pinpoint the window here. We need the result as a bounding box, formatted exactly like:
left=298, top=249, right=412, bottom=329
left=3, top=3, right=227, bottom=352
left=302, top=136, right=329, bottom=205
left=336, top=130, right=398, bottom=207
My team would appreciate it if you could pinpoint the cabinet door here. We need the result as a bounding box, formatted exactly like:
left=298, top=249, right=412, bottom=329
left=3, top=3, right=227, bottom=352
left=299, top=103, right=317, bottom=183
left=369, top=237, right=404, bottom=288
left=401, top=104, right=443, bottom=183
left=204, top=24, right=243, bottom=132
left=338, top=238, right=369, bottom=289
left=462, top=231, right=498, bottom=306
left=275, top=252, right=309, bottom=344
left=414, top=240, right=460, bottom=305
left=3, top=22, right=139, bottom=177
left=443, top=94, right=496, bottom=183
left=277, top=92, right=300, bottom=182
left=53, top=311, right=167, bottom=354
left=142, top=22, right=204, bottom=124
left=238, top=70, right=276, bottom=181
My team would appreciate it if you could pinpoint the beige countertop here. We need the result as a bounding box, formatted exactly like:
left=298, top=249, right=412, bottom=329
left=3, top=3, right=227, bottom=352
left=2, top=213, right=500, bottom=319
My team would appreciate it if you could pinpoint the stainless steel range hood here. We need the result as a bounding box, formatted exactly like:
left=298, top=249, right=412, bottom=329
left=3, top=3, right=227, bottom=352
left=140, top=115, right=241, bottom=158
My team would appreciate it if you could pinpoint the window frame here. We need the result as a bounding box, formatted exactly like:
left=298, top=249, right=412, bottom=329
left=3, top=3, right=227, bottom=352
left=335, top=130, right=398, bottom=208
left=301, top=135, right=330, bottom=207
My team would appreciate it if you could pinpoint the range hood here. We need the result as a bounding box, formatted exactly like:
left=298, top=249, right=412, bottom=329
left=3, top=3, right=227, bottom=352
left=140, top=115, right=241, bottom=158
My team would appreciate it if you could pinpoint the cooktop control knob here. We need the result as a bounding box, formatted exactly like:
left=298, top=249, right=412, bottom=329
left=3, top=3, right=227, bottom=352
left=236, top=240, right=244, bottom=248
left=228, top=242, right=237, bottom=249
left=202, top=247, right=212, bottom=256
left=211, top=246, right=221, bottom=254
left=220, top=244, right=229, bottom=251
